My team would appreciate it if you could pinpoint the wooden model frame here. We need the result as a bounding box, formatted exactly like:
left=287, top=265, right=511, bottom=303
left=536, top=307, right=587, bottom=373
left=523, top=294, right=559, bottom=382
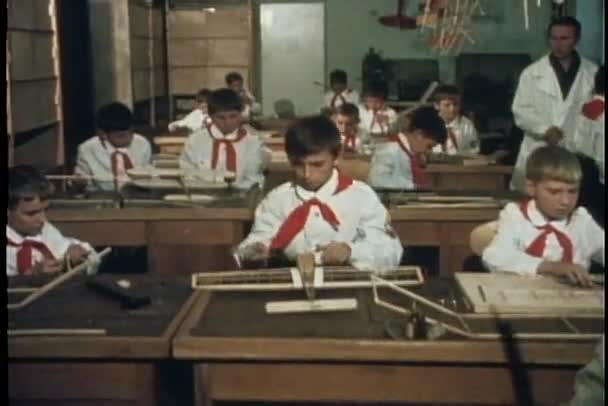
left=371, top=275, right=603, bottom=341
left=7, top=247, right=111, bottom=311
left=192, top=266, right=425, bottom=291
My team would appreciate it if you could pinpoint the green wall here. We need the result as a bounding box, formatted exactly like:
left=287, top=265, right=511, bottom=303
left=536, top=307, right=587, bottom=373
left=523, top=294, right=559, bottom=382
left=325, top=0, right=553, bottom=89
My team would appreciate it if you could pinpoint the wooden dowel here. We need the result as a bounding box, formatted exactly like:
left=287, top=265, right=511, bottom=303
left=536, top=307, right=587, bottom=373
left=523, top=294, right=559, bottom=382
left=8, top=329, right=107, bottom=336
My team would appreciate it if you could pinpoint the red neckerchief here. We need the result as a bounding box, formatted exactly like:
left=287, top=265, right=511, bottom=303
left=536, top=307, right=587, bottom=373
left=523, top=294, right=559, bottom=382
left=7, top=238, right=56, bottom=275
left=269, top=173, right=354, bottom=250
left=443, top=126, right=459, bottom=153
left=100, top=137, right=134, bottom=190
left=207, top=122, right=248, bottom=173
left=519, top=200, right=574, bottom=263
left=330, top=91, right=348, bottom=109
left=370, top=106, right=388, bottom=134
left=582, top=97, right=605, bottom=121
left=389, top=134, right=428, bottom=188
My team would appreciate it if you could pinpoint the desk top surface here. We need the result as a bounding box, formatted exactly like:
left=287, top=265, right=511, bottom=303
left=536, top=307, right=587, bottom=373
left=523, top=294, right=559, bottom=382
left=8, top=274, right=196, bottom=359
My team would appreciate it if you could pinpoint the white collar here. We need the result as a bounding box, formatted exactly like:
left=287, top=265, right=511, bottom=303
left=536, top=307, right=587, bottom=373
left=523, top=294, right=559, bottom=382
left=293, top=168, right=340, bottom=202
left=525, top=200, right=569, bottom=230
left=99, top=136, right=130, bottom=154
left=6, top=224, right=44, bottom=244
left=206, top=122, right=245, bottom=142
left=446, top=116, right=462, bottom=128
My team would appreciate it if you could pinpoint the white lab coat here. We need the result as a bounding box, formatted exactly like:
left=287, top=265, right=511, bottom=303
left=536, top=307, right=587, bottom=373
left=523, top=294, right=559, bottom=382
left=6, top=224, right=94, bottom=276
left=431, top=115, right=479, bottom=155
left=75, top=134, right=152, bottom=191
left=179, top=123, right=267, bottom=190
left=237, top=169, right=403, bottom=271
left=368, top=133, right=416, bottom=190
left=323, top=89, right=361, bottom=110
left=510, top=54, right=597, bottom=191
left=359, top=105, right=398, bottom=135
left=573, top=95, right=605, bottom=185
left=168, top=109, right=208, bottom=132
left=482, top=200, right=605, bottom=275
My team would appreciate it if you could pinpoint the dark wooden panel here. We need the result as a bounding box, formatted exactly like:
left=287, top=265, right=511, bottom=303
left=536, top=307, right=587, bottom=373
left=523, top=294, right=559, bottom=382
left=9, top=32, right=56, bottom=81
left=147, top=221, right=242, bottom=245
left=148, top=244, right=238, bottom=275
left=392, top=221, right=441, bottom=246
left=202, top=363, right=578, bottom=405
left=168, top=8, right=250, bottom=39
left=13, top=124, right=60, bottom=167
left=54, top=222, right=147, bottom=246
left=11, top=79, right=58, bottom=133
left=7, top=0, right=53, bottom=31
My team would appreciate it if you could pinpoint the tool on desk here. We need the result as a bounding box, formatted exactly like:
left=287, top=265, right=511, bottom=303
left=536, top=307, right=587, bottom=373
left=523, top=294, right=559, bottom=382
left=7, top=247, right=112, bottom=311
left=86, top=277, right=151, bottom=310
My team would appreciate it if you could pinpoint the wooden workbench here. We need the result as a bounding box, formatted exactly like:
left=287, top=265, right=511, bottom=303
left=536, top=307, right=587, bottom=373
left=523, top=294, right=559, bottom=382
left=426, top=163, right=512, bottom=191
left=174, top=284, right=600, bottom=406
left=8, top=274, right=197, bottom=406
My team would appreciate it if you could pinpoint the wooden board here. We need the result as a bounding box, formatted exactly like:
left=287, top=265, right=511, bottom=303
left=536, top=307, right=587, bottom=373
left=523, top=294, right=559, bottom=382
left=455, top=273, right=605, bottom=314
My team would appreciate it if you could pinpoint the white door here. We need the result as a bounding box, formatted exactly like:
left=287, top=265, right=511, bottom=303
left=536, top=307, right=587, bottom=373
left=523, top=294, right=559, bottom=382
left=260, top=2, right=325, bottom=116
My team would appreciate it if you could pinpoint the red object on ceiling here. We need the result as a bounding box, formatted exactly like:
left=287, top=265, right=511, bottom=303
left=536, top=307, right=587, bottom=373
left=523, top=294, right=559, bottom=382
left=379, top=0, right=418, bottom=30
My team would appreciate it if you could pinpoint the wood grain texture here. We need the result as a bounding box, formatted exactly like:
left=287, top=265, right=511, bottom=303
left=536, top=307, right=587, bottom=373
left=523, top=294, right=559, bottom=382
left=168, top=8, right=250, bottom=39
left=7, top=0, right=53, bottom=31
left=8, top=32, right=56, bottom=81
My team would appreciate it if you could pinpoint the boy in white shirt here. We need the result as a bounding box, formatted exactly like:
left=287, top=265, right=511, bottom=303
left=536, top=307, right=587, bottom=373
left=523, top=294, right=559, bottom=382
left=226, top=71, right=259, bottom=121
left=368, top=106, right=447, bottom=190
left=332, top=103, right=369, bottom=153
left=7, top=166, right=93, bottom=276
left=75, top=102, right=152, bottom=192
left=430, top=84, right=480, bottom=155
left=168, top=88, right=211, bottom=132
left=482, top=146, right=604, bottom=286
left=180, top=88, right=267, bottom=189
left=322, top=69, right=360, bottom=113
left=358, top=81, right=398, bottom=136
left=236, top=115, right=403, bottom=270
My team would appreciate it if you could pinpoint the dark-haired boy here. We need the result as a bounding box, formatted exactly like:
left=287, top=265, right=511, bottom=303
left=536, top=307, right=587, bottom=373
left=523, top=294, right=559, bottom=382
left=368, top=106, right=447, bottom=190
left=359, top=81, right=397, bottom=136
left=75, top=102, right=152, bottom=191
left=236, top=115, right=402, bottom=270
left=7, top=165, right=93, bottom=276
left=180, top=88, right=267, bottom=189
left=323, top=69, right=360, bottom=111
left=169, top=88, right=212, bottom=132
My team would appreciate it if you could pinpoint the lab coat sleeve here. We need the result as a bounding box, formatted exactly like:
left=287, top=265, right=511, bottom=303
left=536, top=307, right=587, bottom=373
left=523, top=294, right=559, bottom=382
left=482, top=204, right=544, bottom=275
left=347, top=188, right=403, bottom=271
left=512, top=69, right=551, bottom=140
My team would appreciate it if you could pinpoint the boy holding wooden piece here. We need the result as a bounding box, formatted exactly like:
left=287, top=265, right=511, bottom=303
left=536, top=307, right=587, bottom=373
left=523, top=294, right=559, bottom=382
left=482, top=146, right=604, bottom=286
left=236, top=115, right=402, bottom=270
left=7, top=166, right=94, bottom=276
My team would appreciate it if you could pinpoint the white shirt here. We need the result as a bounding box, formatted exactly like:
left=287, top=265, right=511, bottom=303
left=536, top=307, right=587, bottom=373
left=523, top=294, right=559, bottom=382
left=432, top=115, right=479, bottom=155
left=6, top=224, right=94, bottom=276
left=368, top=133, right=416, bottom=190
left=573, top=95, right=605, bottom=185
left=323, top=89, right=361, bottom=109
left=237, top=169, right=403, bottom=271
left=239, top=89, right=259, bottom=120
left=482, top=200, right=605, bottom=275
left=168, top=109, right=208, bottom=132
left=75, top=134, right=152, bottom=191
left=179, top=123, right=268, bottom=189
left=510, top=53, right=597, bottom=191
left=359, top=105, right=398, bottom=135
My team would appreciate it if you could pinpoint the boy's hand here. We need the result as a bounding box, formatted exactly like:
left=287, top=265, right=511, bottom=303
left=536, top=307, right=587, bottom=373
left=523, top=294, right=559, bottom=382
left=240, top=242, right=270, bottom=261
left=69, top=175, right=89, bottom=192
left=319, top=242, right=351, bottom=265
left=30, top=259, right=64, bottom=275
left=168, top=122, right=184, bottom=132
left=537, top=261, right=593, bottom=287
left=376, top=114, right=389, bottom=124
left=65, top=244, right=90, bottom=267
left=544, top=126, right=564, bottom=145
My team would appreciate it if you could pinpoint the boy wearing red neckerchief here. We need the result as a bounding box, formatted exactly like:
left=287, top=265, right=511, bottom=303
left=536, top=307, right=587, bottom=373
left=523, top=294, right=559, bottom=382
left=236, top=115, right=402, bottom=270
left=483, top=146, right=604, bottom=286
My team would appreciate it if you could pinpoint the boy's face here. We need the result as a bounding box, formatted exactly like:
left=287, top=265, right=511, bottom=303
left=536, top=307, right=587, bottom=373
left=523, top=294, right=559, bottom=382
left=212, top=110, right=242, bottom=135
left=196, top=99, right=208, bottom=114
left=408, top=131, right=437, bottom=154
left=331, top=82, right=347, bottom=94
left=8, top=196, right=49, bottom=237
left=105, top=130, right=134, bottom=149
left=526, top=179, right=579, bottom=220
left=290, top=150, right=338, bottom=192
left=333, top=113, right=359, bottom=135
left=435, top=97, right=461, bottom=122
left=228, top=80, right=244, bottom=94
left=364, top=96, right=385, bottom=112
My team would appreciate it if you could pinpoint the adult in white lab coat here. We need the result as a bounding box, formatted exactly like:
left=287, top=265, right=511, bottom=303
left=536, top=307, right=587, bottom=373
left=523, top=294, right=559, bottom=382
left=511, top=16, right=597, bottom=191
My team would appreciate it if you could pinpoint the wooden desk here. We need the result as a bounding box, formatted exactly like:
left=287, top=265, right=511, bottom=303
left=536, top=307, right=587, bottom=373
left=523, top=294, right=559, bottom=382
left=174, top=287, right=597, bottom=406
left=48, top=206, right=252, bottom=275
left=8, top=274, right=196, bottom=406
left=426, top=164, right=513, bottom=191
left=389, top=205, right=502, bottom=276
